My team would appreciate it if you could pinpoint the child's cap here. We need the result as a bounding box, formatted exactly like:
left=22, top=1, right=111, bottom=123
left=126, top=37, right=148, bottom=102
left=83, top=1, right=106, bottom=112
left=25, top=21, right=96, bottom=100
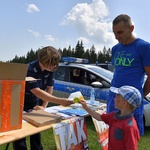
left=110, top=85, right=142, bottom=107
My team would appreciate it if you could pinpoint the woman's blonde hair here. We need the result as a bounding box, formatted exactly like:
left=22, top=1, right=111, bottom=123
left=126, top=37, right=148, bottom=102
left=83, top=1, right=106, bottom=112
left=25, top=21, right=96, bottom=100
left=38, top=46, right=61, bottom=71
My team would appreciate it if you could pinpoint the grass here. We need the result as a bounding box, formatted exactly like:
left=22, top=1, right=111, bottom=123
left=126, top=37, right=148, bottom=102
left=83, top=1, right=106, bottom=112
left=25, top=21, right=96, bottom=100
left=1, top=116, right=150, bottom=150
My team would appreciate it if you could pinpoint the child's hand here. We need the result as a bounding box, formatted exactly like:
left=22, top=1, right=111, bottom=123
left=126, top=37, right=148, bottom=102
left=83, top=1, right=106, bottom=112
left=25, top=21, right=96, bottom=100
left=73, top=97, right=80, bottom=103
left=79, top=99, right=87, bottom=108
left=73, top=96, right=84, bottom=103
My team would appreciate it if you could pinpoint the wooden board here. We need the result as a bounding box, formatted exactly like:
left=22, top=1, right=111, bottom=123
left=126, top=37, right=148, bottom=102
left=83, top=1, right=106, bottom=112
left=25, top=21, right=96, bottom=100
left=23, top=110, right=62, bottom=127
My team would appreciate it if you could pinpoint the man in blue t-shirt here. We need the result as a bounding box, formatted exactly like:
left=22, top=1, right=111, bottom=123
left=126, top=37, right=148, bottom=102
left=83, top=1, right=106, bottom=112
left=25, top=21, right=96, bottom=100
left=107, top=14, right=150, bottom=136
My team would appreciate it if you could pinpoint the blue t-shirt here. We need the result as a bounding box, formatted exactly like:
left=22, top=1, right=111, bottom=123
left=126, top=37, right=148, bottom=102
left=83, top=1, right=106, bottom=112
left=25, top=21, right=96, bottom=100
left=112, top=38, right=150, bottom=90
left=25, top=60, right=54, bottom=104
left=108, top=38, right=150, bottom=113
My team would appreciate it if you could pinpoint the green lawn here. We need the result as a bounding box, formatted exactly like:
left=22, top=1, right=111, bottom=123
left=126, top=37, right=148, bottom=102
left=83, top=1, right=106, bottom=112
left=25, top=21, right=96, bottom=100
left=1, top=116, right=150, bottom=150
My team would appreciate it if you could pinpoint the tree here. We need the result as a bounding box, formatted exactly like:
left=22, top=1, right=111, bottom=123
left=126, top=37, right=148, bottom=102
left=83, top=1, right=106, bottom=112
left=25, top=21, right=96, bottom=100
left=89, top=45, right=97, bottom=63
left=82, top=48, right=90, bottom=60
left=97, top=50, right=103, bottom=63
left=26, top=49, right=37, bottom=63
left=7, top=41, right=112, bottom=64
left=10, top=55, right=26, bottom=63
left=74, top=40, right=85, bottom=58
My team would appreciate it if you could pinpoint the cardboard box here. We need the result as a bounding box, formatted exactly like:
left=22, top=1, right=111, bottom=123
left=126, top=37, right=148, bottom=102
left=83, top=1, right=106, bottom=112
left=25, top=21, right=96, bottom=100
left=0, top=62, right=28, bottom=132
left=23, top=110, right=62, bottom=127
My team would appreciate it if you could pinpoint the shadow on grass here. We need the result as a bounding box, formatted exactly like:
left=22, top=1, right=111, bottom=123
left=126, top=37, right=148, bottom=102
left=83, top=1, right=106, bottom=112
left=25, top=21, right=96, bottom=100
left=139, top=126, right=150, bottom=150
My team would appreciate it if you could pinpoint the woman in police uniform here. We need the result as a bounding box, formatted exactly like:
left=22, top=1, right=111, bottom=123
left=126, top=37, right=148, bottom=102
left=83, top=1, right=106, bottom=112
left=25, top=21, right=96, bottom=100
left=13, top=46, right=73, bottom=150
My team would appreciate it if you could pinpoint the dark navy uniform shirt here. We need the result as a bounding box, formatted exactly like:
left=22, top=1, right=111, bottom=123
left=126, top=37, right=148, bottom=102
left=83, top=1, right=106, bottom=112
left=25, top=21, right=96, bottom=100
left=25, top=60, right=54, bottom=108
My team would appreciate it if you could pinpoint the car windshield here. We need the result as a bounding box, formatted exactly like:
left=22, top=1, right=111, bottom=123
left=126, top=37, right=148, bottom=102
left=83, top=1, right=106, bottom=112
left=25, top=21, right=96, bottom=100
left=86, top=65, right=113, bottom=81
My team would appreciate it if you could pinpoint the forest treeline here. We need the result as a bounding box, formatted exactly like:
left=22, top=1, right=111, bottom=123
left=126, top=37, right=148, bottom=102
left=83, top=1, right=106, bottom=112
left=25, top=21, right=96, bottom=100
left=8, top=40, right=112, bottom=64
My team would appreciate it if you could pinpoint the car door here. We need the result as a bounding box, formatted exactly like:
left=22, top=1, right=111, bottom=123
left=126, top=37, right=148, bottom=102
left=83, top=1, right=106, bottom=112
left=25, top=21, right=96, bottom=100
left=53, top=65, right=110, bottom=102
left=86, top=71, right=110, bottom=101
left=69, top=66, right=110, bottom=101
left=53, top=66, right=69, bottom=98
left=53, top=66, right=91, bottom=99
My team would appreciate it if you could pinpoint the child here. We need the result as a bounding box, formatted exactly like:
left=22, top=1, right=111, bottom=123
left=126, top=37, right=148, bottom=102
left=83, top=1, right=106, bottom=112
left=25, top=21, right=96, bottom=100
left=79, top=85, right=141, bottom=150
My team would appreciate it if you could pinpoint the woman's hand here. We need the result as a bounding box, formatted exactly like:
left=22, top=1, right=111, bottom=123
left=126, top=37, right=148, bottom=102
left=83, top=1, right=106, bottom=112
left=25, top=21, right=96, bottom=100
left=62, top=99, right=74, bottom=107
left=33, top=105, right=45, bottom=110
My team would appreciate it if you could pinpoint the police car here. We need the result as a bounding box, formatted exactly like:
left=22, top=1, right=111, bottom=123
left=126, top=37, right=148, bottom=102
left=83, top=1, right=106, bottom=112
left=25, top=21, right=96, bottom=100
left=53, top=57, right=150, bottom=127
left=53, top=57, right=113, bottom=102
left=95, top=62, right=115, bottom=72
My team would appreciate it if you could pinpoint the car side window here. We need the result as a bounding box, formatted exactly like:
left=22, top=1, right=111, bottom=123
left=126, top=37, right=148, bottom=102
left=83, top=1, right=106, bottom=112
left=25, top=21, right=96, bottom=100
left=87, top=72, right=110, bottom=87
left=54, top=66, right=66, bottom=81
left=70, top=67, right=90, bottom=85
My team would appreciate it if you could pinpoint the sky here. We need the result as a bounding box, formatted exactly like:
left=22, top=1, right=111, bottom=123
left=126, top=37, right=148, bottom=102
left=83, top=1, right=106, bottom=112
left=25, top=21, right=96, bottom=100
left=1, top=0, right=150, bottom=62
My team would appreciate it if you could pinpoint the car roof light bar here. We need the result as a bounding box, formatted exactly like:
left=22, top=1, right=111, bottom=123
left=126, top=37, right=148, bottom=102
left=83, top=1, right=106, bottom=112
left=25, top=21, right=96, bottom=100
left=62, top=57, right=89, bottom=64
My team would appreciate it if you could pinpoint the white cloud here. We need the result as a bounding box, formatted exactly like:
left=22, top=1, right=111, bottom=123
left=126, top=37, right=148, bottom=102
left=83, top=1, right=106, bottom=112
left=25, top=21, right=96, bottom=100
left=45, top=35, right=58, bottom=43
left=61, top=0, right=117, bottom=48
left=77, top=36, right=89, bottom=45
left=26, top=4, right=40, bottom=13
left=27, top=29, right=41, bottom=38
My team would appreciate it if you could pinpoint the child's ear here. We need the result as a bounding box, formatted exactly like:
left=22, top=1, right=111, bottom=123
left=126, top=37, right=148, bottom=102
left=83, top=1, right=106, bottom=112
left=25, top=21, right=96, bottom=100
left=123, top=100, right=128, bottom=107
